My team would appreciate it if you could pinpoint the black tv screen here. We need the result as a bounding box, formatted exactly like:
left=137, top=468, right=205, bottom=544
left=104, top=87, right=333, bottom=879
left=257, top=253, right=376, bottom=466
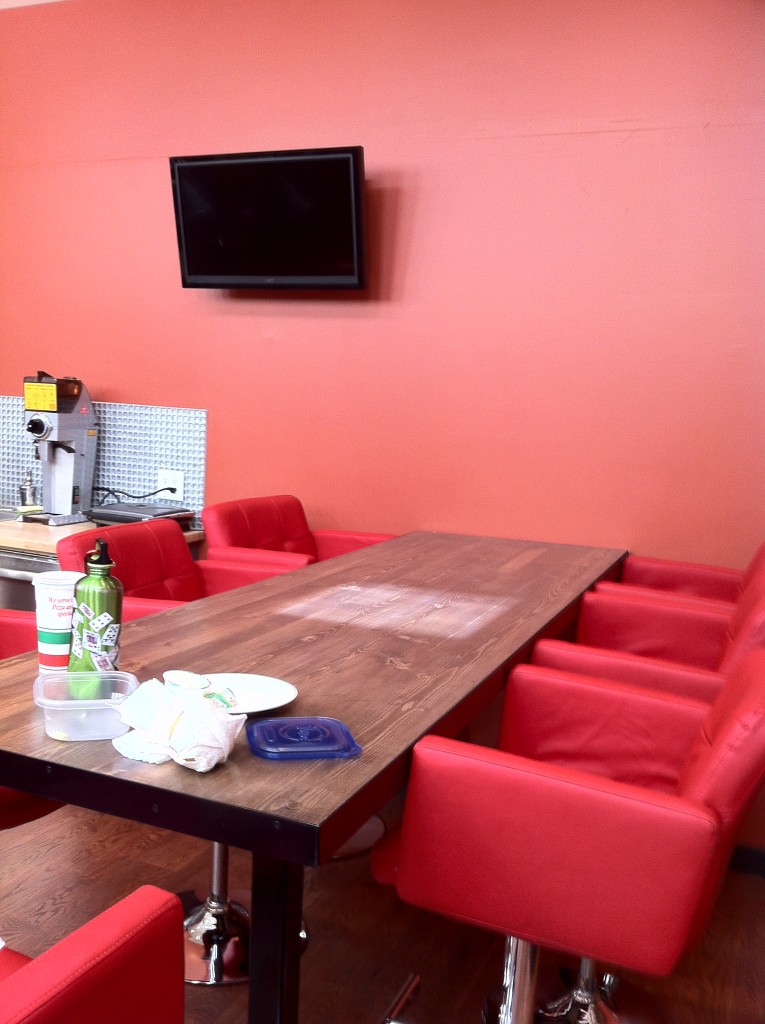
left=169, top=146, right=367, bottom=290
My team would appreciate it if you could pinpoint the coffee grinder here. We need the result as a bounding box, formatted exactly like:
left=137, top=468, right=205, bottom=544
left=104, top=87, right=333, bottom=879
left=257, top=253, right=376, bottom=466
left=23, top=371, right=99, bottom=523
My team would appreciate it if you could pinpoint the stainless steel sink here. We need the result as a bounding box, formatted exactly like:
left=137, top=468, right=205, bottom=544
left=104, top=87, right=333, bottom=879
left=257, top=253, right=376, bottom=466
left=0, top=508, right=19, bottom=521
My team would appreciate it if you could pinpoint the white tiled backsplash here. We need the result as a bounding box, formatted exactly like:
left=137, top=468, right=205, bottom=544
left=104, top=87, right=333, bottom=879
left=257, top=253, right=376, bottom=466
left=0, top=397, right=206, bottom=525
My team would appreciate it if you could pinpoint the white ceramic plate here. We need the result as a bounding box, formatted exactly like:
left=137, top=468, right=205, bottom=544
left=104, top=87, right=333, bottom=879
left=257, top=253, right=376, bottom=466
left=203, top=673, right=298, bottom=715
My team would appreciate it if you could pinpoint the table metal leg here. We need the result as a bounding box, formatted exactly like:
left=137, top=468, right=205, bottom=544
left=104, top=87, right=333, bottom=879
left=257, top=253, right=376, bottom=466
left=248, top=853, right=304, bottom=1024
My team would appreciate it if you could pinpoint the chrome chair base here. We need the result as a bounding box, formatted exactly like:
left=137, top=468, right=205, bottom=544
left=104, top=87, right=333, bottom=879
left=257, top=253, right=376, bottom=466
left=537, top=990, right=619, bottom=1023
left=536, top=959, right=620, bottom=1024
left=481, top=946, right=620, bottom=1024
left=184, top=896, right=310, bottom=986
left=184, top=892, right=250, bottom=986
left=382, top=938, right=622, bottom=1024
left=182, top=841, right=309, bottom=985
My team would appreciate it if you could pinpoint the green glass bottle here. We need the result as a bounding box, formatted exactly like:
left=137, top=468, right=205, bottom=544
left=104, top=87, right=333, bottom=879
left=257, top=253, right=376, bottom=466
left=68, top=538, right=124, bottom=677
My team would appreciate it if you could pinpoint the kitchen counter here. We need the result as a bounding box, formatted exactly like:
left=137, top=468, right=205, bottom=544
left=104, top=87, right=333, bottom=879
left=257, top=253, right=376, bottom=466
left=0, top=518, right=204, bottom=610
left=0, top=518, right=105, bottom=556
left=0, top=517, right=202, bottom=556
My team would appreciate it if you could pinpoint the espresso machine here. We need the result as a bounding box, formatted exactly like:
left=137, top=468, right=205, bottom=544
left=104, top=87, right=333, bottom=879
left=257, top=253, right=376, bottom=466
left=23, top=371, right=99, bottom=523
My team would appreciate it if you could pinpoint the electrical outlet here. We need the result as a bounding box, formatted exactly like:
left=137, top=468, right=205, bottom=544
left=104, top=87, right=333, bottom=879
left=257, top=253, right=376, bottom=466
left=157, top=469, right=185, bottom=502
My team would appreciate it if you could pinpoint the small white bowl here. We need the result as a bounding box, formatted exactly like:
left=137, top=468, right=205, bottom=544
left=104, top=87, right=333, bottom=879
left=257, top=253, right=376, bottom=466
left=163, top=670, right=211, bottom=694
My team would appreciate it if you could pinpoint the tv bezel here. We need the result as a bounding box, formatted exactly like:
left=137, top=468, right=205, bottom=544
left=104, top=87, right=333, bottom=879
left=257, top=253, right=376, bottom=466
left=169, top=145, right=367, bottom=291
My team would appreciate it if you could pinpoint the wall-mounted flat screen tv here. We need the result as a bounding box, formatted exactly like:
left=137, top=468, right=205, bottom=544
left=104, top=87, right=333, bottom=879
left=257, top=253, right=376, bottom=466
left=169, top=146, right=367, bottom=290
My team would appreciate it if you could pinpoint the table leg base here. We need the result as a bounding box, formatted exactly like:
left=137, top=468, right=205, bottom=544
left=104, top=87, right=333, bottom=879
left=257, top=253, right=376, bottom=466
left=183, top=895, right=250, bottom=985
left=183, top=894, right=310, bottom=986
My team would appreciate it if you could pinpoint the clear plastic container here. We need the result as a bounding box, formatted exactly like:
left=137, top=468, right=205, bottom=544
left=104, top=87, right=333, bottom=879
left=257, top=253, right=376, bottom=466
left=246, top=716, right=362, bottom=760
left=33, top=671, right=139, bottom=741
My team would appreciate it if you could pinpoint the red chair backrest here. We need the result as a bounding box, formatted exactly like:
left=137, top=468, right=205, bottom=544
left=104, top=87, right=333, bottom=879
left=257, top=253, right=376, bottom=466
left=720, top=557, right=765, bottom=669
left=0, top=610, right=37, bottom=659
left=742, top=542, right=765, bottom=594
left=201, top=495, right=318, bottom=560
left=678, top=649, right=765, bottom=831
left=57, top=520, right=205, bottom=601
left=719, top=599, right=765, bottom=675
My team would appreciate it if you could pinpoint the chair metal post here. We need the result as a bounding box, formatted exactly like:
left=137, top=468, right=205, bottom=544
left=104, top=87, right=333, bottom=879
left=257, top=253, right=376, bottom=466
left=182, top=841, right=309, bottom=986
left=183, top=842, right=250, bottom=985
left=497, top=936, right=539, bottom=1024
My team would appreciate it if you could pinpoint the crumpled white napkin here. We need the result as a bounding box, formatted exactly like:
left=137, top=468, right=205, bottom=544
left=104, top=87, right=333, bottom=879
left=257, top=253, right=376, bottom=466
left=112, top=678, right=246, bottom=772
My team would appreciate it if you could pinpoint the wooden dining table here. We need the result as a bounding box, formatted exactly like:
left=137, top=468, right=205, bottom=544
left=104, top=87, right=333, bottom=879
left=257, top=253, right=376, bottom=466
left=0, top=531, right=626, bottom=1024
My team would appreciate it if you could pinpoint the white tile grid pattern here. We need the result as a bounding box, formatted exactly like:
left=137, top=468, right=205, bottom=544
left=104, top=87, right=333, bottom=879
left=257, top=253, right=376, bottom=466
left=0, top=397, right=206, bottom=526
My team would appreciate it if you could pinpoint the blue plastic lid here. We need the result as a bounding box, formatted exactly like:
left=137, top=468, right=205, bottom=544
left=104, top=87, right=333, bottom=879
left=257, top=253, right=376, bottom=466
left=246, top=717, right=362, bottom=760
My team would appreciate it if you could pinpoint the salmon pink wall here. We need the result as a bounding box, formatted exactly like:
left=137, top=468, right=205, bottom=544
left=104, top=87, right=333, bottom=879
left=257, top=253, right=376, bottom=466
left=1, top=0, right=763, bottom=565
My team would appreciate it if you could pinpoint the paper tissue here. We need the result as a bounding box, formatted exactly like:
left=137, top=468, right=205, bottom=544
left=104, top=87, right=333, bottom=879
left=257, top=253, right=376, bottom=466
left=112, top=678, right=246, bottom=772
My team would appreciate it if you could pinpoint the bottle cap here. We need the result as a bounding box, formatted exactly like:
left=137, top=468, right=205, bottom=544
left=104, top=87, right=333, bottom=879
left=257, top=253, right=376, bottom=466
left=85, top=538, right=114, bottom=569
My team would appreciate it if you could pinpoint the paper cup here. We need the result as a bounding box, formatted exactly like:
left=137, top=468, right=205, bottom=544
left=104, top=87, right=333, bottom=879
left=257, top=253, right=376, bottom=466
left=32, top=571, right=85, bottom=673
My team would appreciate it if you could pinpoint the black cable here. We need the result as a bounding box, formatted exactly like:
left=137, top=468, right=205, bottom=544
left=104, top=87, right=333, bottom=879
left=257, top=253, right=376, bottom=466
left=91, top=486, right=177, bottom=507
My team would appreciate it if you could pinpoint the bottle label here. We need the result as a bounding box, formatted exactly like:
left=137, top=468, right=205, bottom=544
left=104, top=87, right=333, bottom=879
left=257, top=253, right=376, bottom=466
left=70, top=603, right=121, bottom=671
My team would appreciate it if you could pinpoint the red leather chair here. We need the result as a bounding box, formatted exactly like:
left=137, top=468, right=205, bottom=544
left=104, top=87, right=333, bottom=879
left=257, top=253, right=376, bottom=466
left=201, top=494, right=394, bottom=571
left=0, top=610, right=37, bottom=662
left=56, top=519, right=294, bottom=984
left=0, top=885, right=183, bottom=1024
left=0, top=611, right=61, bottom=830
left=600, top=541, right=765, bottom=607
left=56, top=519, right=281, bottom=609
left=532, top=585, right=765, bottom=854
left=384, top=652, right=765, bottom=1023
left=532, top=576, right=765, bottom=700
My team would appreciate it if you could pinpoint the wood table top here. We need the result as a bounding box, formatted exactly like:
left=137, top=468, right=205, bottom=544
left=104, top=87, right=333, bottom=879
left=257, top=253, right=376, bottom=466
left=0, top=532, right=625, bottom=864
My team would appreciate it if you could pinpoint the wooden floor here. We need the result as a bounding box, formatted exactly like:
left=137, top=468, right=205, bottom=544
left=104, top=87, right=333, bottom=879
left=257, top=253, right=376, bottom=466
left=1, top=801, right=764, bottom=1024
